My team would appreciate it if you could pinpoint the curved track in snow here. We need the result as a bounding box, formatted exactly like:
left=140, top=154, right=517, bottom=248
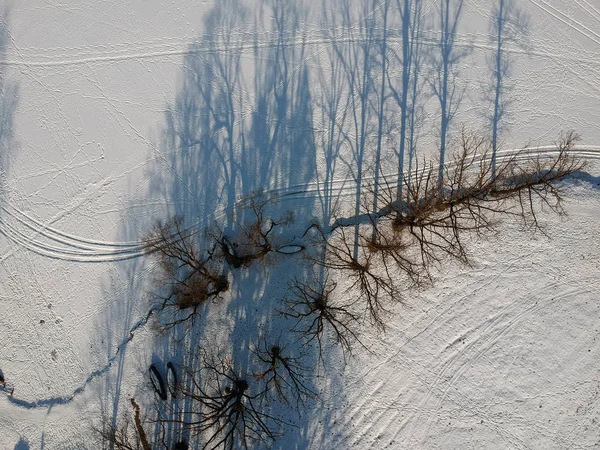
left=3, top=147, right=599, bottom=416
left=1, top=146, right=599, bottom=263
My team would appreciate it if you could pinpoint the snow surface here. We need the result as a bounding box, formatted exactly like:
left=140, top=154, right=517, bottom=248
left=1, top=0, right=600, bottom=448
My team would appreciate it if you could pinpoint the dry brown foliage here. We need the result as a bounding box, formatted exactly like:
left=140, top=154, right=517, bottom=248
left=144, top=216, right=229, bottom=329
left=130, top=398, right=151, bottom=450
left=213, top=191, right=296, bottom=268
left=388, top=129, right=584, bottom=267
left=307, top=129, right=583, bottom=333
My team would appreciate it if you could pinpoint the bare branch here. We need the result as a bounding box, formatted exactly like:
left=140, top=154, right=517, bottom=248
left=157, top=349, right=286, bottom=450
left=280, top=271, right=365, bottom=359
left=214, top=191, right=298, bottom=268
left=143, top=217, right=229, bottom=330
left=252, top=336, right=317, bottom=409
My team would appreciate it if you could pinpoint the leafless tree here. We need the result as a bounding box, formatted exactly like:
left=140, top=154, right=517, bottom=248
left=144, top=217, right=229, bottom=329
left=252, top=336, right=317, bottom=409
left=213, top=191, right=297, bottom=268
left=308, top=129, right=583, bottom=333
left=305, top=212, right=430, bottom=330
left=383, top=128, right=585, bottom=266
left=484, top=130, right=583, bottom=230
left=158, top=350, right=285, bottom=450
left=280, top=271, right=365, bottom=359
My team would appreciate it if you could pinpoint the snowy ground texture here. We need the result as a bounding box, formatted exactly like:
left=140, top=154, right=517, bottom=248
left=1, top=0, right=600, bottom=449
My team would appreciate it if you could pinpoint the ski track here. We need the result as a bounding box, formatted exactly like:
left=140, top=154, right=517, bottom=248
left=3, top=28, right=600, bottom=69
left=2, top=146, right=599, bottom=263
left=415, top=284, right=594, bottom=447
left=3, top=2, right=600, bottom=446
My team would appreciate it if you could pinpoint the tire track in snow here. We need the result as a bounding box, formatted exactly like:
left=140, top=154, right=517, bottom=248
left=341, top=255, right=525, bottom=447
left=333, top=253, right=526, bottom=446
left=4, top=29, right=600, bottom=69
left=414, top=283, right=595, bottom=448
left=527, top=0, right=600, bottom=47
left=8, top=151, right=595, bottom=413
left=572, top=0, right=600, bottom=26
left=339, top=221, right=598, bottom=447
left=1, top=146, right=599, bottom=262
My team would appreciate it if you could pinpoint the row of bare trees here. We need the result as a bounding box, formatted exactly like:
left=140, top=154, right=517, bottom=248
left=100, top=0, right=571, bottom=448
left=310, top=129, right=583, bottom=332
left=159, top=0, right=530, bottom=248
left=313, top=0, right=531, bottom=262
left=109, top=128, right=584, bottom=450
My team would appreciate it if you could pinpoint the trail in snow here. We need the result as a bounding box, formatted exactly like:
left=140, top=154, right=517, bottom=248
left=2, top=154, right=599, bottom=413
left=1, top=306, right=157, bottom=410
left=2, top=28, right=600, bottom=68
left=2, top=146, right=599, bottom=262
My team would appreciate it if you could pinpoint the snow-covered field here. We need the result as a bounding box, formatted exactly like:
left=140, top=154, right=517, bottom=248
left=1, top=0, right=600, bottom=448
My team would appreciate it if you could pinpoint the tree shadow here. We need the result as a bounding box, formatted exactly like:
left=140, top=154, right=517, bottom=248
left=0, top=6, right=20, bottom=235
left=387, top=0, right=427, bottom=200
left=0, top=6, right=22, bottom=404
left=86, top=203, right=160, bottom=449
left=321, top=0, right=380, bottom=260
left=13, top=438, right=29, bottom=450
left=486, top=0, right=530, bottom=177
left=144, top=0, right=321, bottom=448
left=427, top=0, right=471, bottom=186
left=0, top=7, right=18, bottom=175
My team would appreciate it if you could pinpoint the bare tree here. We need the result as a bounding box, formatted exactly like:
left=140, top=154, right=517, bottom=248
left=386, top=128, right=584, bottom=266
left=309, top=129, right=583, bottom=333
left=144, top=217, right=229, bottom=329
left=488, top=130, right=583, bottom=230
left=159, top=350, right=285, bottom=450
left=305, top=203, right=434, bottom=329
left=280, top=268, right=366, bottom=360
left=213, top=191, right=297, bottom=269
left=252, top=336, right=317, bottom=408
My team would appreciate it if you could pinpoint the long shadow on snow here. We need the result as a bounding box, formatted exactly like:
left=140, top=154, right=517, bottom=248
left=13, top=438, right=29, bottom=450
left=485, top=0, right=529, bottom=172
left=145, top=1, right=323, bottom=448
left=0, top=8, right=18, bottom=175
left=93, top=211, right=154, bottom=449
